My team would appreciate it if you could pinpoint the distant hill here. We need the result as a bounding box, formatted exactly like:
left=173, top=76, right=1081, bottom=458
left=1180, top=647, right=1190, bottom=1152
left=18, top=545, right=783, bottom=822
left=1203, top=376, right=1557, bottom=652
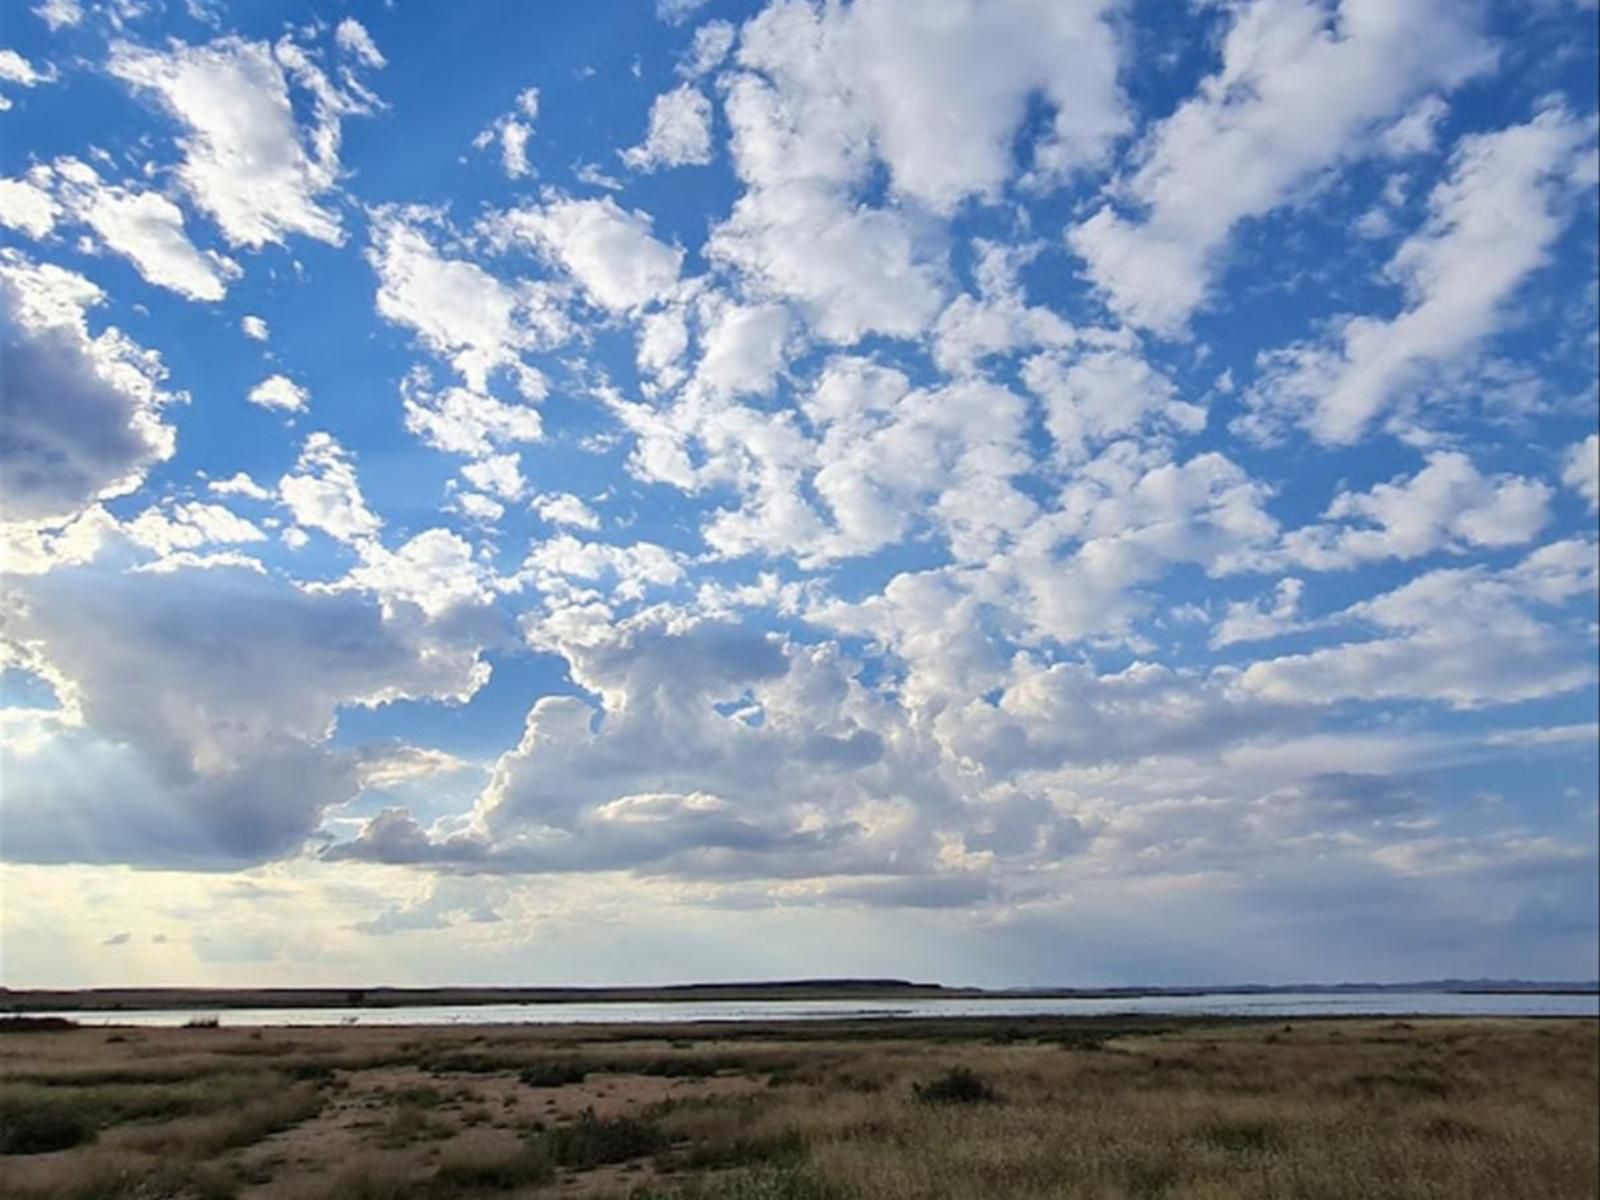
left=2, top=977, right=1593, bottom=1012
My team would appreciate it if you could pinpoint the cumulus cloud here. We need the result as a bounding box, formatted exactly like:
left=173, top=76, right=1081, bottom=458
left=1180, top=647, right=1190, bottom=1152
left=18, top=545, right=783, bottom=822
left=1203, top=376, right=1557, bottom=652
left=277, top=432, right=381, bottom=543
left=247, top=373, right=309, bottom=412
left=1022, top=344, right=1205, bottom=462
left=240, top=315, right=269, bottom=341
left=0, top=171, right=61, bottom=238
left=1274, top=451, right=1552, bottom=569
left=1244, top=105, right=1595, bottom=443
left=482, top=194, right=683, bottom=312
left=334, top=18, right=386, bottom=69
left=0, top=252, right=178, bottom=526
left=513, top=534, right=686, bottom=602
left=707, top=180, right=946, bottom=343
left=207, top=472, right=272, bottom=500
left=473, top=87, right=539, bottom=179
left=32, top=0, right=82, bottom=31
left=125, top=499, right=265, bottom=558
left=1238, top=540, right=1598, bottom=709
left=460, top=452, right=525, bottom=501
left=1212, top=578, right=1308, bottom=649
left=2, top=560, right=489, bottom=866
left=47, top=157, right=240, bottom=300
left=622, top=85, right=714, bottom=171
left=332, top=616, right=925, bottom=880
left=345, top=528, right=497, bottom=619
left=399, top=368, right=544, bottom=457
left=729, top=0, right=1126, bottom=212
left=532, top=492, right=600, bottom=531
left=1069, top=0, right=1496, bottom=334
left=109, top=32, right=379, bottom=248
left=0, top=48, right=56, bottom=109
left=369, top=207, right=567, bottom=394
left=1562, top=434, right=1599, bottom=512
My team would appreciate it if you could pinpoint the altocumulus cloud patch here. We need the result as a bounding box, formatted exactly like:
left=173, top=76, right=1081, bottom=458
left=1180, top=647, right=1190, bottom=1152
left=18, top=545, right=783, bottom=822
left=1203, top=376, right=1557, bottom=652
left=0, top=0, right=1596, bottom=987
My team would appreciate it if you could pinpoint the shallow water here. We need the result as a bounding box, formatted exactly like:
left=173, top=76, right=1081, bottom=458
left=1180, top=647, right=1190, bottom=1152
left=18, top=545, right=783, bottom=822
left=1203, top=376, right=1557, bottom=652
left=19, top=990, right=1599, bottom=1027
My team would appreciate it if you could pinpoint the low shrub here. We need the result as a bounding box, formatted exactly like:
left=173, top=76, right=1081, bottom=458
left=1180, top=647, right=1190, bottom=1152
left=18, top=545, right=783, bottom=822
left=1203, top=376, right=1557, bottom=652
left=912, top=1066, right=998, bottom=1105
left=538, top=1107, right=668, bottom=1168
left=431, top=1142, right=554, bottom=1189
left=0, top=1104, right=95, bottom=1154
left=518, top=1061, right=588, bottom=1087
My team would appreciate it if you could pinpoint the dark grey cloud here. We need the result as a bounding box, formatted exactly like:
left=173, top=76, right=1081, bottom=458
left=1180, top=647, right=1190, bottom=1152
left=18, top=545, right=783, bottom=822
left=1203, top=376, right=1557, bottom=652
left=1, top=561, right=489, bottom=867
left=0, top=265, right=174, bottom=524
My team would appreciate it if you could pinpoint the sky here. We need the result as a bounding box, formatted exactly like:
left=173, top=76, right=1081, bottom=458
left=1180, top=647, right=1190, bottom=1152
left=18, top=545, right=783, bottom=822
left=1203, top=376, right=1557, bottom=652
left=0, top=0, right=1597, bottom=991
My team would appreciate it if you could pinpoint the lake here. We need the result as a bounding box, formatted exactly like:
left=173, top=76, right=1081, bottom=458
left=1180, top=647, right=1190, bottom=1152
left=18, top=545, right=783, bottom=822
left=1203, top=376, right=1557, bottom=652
left=20, top=990, right=1599, bottom=1027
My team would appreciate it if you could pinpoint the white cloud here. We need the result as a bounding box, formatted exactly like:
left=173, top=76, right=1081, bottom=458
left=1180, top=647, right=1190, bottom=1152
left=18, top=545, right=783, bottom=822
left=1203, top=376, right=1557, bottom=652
left=247, top=373, right=309, bottom=412
left=1212, top=578, right=1307, bottom=648
left=1069, top=0, right=1496, bottom=334
left=1238, top=541, right=1598, bottom=709
left=696, top=302, right=789, bottom=396
left=346, top=528, right=496, bottom=618
left=32, top=0, right=81, bottom=31
left=636, top=307, right=690, bottom=387
left=622, top=85, right=714, bottom=171
left=1245, top=104, right=1594, bottom=444
left=1275, top=451, right=1552, bottom=569
left=474, top=87, right=539, bottom=179
left=532, top=492, right=601, bottom=530
left=1380, top=94, right=1449, bottom=157
left=334, top=18, right=386, bottom=69
left=0, top=48, right=55, bottom=89
left=931, top=240, right=1076, bottom=375
left=800, top=369, right=1036, bottom=566
left=108, top=33, right=378, bottom=248
left=656, top=0, right=709, bottom=24
left=240, top=314, right=269, bottom=341
left=125, top=499, right=266, bottom=557
left=460, top=452, right=525, bottom=501
left=1015, top=452, right=1277, bottom=643
left=517, top=535, right=685, bottom=600
left=5, top=158, right=240, bottom=301
left=277, top=431, right=381, bottom=543
left=452, top=491, right=505, bottom=525
left=0, top=172, right=62, bottom=239
left=369, top=208, right=567, bottom=394
left=730, top=0, right=1127, bottom=212
left=1021, top=344, right=1206, bottom=462
left=1561, top=434, right=1599, bottom=512
left=400, top=368, right=544, bottom=457
left=680, top=20, right=735, bottom=78
left=708, top=180, right=946, bottom=343
left=483, top=194, right=682, bottom=312
left=0, top=251, right=178, bottom=525
left=207, top=471, right=271, bottom=501
left=704, top=0, right=1128, bottom=346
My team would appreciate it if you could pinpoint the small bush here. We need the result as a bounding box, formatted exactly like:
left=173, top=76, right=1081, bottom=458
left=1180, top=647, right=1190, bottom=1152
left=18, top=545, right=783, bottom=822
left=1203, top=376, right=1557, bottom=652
left=0, top=1105, right=95, bottom=1154
left=538, top=1107, right=668, bottom=1168
left=518, top=1061, right=588, bottom=1087
left=432, top=1142, right=555, bottom=1190
left=184, top=1015, right=221, bottom=1029
left=912, top=1066, right=998, bottom=1105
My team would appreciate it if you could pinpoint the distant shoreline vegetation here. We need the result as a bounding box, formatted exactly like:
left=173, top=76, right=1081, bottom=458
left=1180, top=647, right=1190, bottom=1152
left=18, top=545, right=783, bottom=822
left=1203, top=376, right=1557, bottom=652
left=3, top=978, right=1596, bottom=1013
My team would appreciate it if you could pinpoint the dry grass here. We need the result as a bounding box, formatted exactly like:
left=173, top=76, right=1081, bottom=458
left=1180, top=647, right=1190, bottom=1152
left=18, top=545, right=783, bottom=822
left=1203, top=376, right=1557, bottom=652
left=0, top=1017, right=1592, bottom=1199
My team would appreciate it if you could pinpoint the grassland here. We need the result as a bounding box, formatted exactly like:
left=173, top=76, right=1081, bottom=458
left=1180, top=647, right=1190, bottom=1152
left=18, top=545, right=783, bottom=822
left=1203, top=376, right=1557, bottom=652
left=0, top=1015, right=1594, bottom=1199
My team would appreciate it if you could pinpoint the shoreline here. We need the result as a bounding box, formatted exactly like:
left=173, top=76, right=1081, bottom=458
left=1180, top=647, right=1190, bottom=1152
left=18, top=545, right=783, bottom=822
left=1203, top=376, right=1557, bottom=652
left=4, top=980, right=1596, bottom=1013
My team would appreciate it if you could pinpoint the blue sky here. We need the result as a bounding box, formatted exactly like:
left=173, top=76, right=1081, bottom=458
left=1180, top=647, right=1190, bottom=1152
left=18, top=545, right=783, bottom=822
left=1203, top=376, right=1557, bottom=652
left=1, top=0, right=1597, bottom=989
